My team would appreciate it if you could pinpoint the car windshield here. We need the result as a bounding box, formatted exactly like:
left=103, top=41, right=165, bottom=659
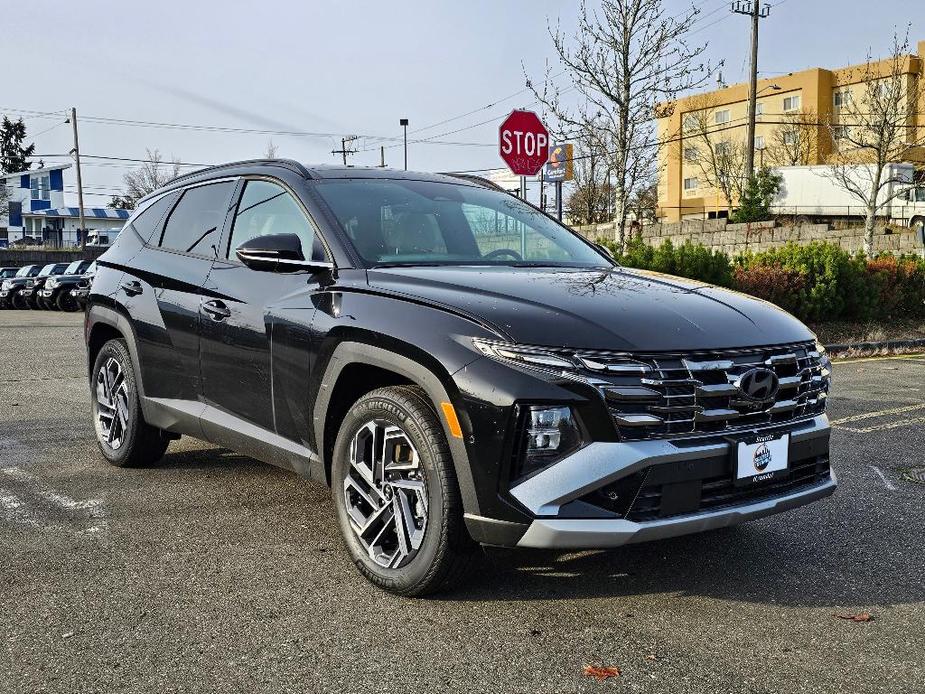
left=38, top=264, right=55, bottom=277
left=313, top=178, right=611, bottom=268
left=15, top=266, right=34, bottom=277
left=65, top=261, right=84, bottom=274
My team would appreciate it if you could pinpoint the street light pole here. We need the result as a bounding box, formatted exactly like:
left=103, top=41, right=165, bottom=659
left=399, top=118, right=409, bottom=170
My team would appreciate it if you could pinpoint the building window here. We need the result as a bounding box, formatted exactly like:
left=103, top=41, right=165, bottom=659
left=682, top=114, right=698, bottom=132
left=755, top=103, right=764, bottom=116
left=683, top=177, right=699, bottom=191
left=833, top=125, right=849, bottom=141
left=783, top=95, right=801, bottom=112
left=715, top=141, right=732, bottom=156
left=30, top=175, right=50, bottom=201
left=833, top=91, right=850, bottom=109
left=714, top=109, right=731, bottom=125
left=683, top=147, right=699, bottom=162
left=783, top=131, right=798, bottom=146
left=754, top=135, right=765, bottom=150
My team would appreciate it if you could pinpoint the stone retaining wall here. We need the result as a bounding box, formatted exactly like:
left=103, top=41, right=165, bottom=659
left=0, top=247, right=106, bottom=268
left=573, top=219, right=923, bottom=256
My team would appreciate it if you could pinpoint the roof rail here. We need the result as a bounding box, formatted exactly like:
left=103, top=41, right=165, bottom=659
left=441, top=173, right=507, bottom=192
left=165, top=158, right=313, bottom=187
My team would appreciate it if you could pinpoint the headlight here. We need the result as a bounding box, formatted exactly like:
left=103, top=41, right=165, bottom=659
left=814, top=341, right=832, bottom=386
left=1, top=281, right=10, bottom=290
left=513, top=405, right=585, bottom=481
left=472, top=339, right=577, bottom=371
left=46, top=278, right=58, bottom=289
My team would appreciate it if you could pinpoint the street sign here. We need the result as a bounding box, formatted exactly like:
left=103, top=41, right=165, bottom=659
left=545, top=143, right=574, bottom=182
left=499, top=110, right=550, bottom=177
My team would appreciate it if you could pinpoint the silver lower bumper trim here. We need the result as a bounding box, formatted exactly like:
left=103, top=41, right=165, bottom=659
left=510, top=414, right=831, bottom=516
left=517, top=472, right=837, bottom=548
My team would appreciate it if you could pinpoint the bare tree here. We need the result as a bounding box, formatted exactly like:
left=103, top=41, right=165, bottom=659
left=678, top=98, right=748, bottom=212
left=566, top=128, right=612, bottom=224
left=629, top=176, right=659, bottom=222
left=122, top=149, right=182, bottom=205
left=825, top=30, right=922, bottom=254
left=529, top=0, right=712, bottom=250
left=264, top=139, right=278, bottom=159
left=766, top=109, right=820, bottom=167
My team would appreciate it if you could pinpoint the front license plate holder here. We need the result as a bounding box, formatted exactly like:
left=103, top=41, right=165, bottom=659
left=730, top=432, right=790, bottom=487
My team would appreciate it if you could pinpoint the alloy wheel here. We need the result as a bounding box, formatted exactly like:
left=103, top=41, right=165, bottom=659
left=95, top=357, right=130, bottom=450
left=343, top=419, right=429, bottom=569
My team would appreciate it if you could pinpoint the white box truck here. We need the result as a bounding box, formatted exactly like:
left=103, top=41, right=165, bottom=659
left=770, top=163, right=925, bottom=232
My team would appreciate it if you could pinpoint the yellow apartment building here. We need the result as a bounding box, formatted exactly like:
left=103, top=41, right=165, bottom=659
left=656, top=40, right=925, bottom=222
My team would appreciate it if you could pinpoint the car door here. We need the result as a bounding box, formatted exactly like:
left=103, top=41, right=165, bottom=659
left=199, top=176, right=328, bottom=444
left=120, top=181, right=236, bottom=405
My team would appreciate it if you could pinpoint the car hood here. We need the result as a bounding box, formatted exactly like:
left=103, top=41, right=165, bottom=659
left=366, top=266, right=814, bottom=351
left=5, top=277, right=33, bottom=287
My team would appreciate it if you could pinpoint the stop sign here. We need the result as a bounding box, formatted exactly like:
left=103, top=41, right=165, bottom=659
left=499, top=110, right=550, bottom=177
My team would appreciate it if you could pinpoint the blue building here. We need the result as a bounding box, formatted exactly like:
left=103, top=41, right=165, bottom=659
left=0, top=163, right=129, bottom=247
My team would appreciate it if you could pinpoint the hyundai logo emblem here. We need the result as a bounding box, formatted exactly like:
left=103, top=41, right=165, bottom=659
left=735, top=368, right=780, bottom=402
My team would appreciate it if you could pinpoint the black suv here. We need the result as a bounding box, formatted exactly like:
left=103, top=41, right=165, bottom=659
left=85, top=160, right=834, bottom=595
left=38, top=259, right=93, bottom=310
left=1, top=264, right=42, bottom=309
left=22, top=262, right=69, bottom=309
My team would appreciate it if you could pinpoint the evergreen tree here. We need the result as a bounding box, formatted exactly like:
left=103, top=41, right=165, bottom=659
left=732, top=168, right=783, bottom=223
left=0, top=116, right=36, bottom=174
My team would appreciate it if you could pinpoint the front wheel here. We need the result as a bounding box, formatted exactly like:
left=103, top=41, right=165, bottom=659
left=332, top=386, right=478, bottom=596
left=11, top=293, right=27, bottom=310
left=90, top=339, right=170, bottom=467
left=56, top=291, right=78, bottom=312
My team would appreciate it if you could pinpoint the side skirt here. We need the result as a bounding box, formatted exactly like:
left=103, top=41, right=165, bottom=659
left=144, top=397, right=323, bottom=481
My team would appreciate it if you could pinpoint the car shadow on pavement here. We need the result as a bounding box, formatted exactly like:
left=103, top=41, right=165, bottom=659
left=448, top=520, right=924, bottom=609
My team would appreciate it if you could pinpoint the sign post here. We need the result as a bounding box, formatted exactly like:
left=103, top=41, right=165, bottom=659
left=544, top=143, right=574, bottom=222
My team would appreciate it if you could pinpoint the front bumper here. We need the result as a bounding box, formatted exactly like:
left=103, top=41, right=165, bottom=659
left=507, top=414, right=833, bottom=549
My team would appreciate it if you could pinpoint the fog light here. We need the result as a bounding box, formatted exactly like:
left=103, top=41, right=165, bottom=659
left=513, top=405, right=584, bottom=482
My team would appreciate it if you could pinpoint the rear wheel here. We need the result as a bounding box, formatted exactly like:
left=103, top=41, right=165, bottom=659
left=91, top=339, right=170, bottom=467
left=332, top=386, right=478, bottom=596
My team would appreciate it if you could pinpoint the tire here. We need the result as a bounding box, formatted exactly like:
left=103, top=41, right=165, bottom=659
left=332, top=385, right=478, bottom=596
left=11, top=293, right=27, bottom=310
left=55, top=291, right=77, bottom=312
left=90, top=339, right=170, bottom=467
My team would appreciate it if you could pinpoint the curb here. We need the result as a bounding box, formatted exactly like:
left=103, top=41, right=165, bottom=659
left=825, top=337, right=925, bottom=357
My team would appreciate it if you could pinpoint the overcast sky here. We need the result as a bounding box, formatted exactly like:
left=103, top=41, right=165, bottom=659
left=4, top=0, right=922, bottom=204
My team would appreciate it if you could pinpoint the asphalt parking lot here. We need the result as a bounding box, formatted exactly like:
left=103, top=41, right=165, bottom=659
left=1, top=311, right=923, bottom=694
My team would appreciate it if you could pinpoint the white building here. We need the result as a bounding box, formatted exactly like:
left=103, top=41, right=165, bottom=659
left=0, top=163, right=129, bottom=247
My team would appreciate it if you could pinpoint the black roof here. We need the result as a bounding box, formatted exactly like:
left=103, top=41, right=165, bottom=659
left=139, top=159, right=489, bottom=205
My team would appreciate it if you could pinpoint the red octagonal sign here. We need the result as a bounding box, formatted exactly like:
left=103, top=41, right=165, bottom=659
left=499, top=110, right=550, bottom=177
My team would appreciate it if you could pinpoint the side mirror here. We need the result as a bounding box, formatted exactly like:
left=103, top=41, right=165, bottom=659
left=235, top=233, right=333, bottom=273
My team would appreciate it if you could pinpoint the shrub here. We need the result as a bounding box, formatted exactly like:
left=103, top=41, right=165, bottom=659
left=600, top=237, right=925, bottom=323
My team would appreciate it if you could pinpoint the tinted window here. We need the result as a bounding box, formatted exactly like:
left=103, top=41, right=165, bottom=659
left=160, top=182, right=234, bottom=255
left=132, top=192, right=178, bottom=245
left=64, top=260, right=84, bottom=274
left=227, top=180, right=319, bottom=260
left=314, top=179, right=608, bottom=267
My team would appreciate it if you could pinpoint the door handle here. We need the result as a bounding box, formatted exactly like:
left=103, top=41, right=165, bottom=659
left=201, top=299, right=231, bottom=321
left=119, top=280, right=143, bottom=296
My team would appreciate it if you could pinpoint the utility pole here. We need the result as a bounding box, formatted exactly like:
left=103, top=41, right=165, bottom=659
left=732, top=0, right=770, bottom=182
left=68, top=107, right=86, bottom=250
left=331, top=135, right=359, bottom=165
left=399, top=118, right=409, bottom=170
left=379, top=145, right=386, bottom=168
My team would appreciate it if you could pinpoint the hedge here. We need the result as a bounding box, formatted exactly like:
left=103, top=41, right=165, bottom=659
left=604, top=238, right=925, bottom=323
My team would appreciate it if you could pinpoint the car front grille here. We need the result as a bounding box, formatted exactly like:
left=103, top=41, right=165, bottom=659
left=626, top=455, right=831, bottom=522
left=574, top=342, right=830, bottom=442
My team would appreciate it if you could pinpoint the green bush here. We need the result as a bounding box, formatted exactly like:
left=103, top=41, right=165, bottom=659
left=602, top=238, right=925, bottom=323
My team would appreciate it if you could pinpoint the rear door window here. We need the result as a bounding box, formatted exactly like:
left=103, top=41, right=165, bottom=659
left=132, top=192, right=179, bottom=245
left=160, top=182, right=235, bottom=255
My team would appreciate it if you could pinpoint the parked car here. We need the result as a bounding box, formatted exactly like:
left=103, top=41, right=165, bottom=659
left=69, top=262, right=97, bottom=310
left=39, top=259, right=93, bottom=311
left=21, top=262, right=70, bottom=309
left=9, top=236, right=43, bottom=248
left=0, top=264, right=42, bottom=309
left=0, top=267, right=20, bottom=281
left=85, top=160, right=834, bottom=596
left=86, top=230, right=120, bottom=248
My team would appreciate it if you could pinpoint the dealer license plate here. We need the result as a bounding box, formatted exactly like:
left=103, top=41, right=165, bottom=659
left=735, top=433, right=789, bottom=485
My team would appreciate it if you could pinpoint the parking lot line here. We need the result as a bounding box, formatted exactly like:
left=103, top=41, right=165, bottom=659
left=830, top=403, right=925, bottom=426
left=868, top=465, right=898, bottom=491
left=832, top=352, right=925, bottom=365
